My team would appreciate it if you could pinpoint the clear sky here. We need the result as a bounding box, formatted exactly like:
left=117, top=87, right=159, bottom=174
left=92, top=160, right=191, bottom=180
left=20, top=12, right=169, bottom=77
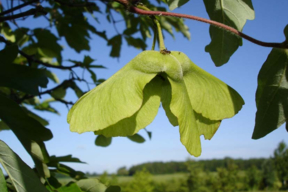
left=1, top=0, right=288, bottom=174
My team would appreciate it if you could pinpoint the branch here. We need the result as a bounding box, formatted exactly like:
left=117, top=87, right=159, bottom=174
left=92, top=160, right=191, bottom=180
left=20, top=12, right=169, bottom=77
left=0, top=0, right=38, bottom=16
left=54, top=0, right=96, bottom=7
left=0, top=36, right=80, bottom=70
left=0, top=7, right=47, bottom=22
left=115, top=0, right=288, bottom=49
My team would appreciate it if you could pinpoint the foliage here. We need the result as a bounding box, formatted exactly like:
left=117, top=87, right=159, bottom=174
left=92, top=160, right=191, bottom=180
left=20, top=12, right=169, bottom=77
left=0, top=0, right=287, bottom=191
left=273, top=141, right=288, bottom=189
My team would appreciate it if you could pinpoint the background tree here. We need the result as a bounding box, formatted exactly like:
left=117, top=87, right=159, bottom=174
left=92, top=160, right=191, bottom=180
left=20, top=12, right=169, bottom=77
left=273, top=141, right=288, bottom=189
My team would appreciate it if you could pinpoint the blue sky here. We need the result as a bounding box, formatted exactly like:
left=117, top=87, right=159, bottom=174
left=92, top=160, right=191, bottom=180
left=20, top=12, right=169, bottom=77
left=1, top=0, right=288, bottom=174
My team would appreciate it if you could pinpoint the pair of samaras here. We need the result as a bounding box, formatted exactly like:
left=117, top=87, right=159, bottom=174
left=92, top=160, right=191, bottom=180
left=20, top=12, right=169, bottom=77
left=68, top=51, right=244, bottom=157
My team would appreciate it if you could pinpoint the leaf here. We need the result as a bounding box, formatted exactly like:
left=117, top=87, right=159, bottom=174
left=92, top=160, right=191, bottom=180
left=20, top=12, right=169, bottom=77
left=105, top=186, right=121, bottom=192
left=0, top=140, right=49, bottom=192
left=94, top=77, right=162, bottom=137
left=253, top=48, right=288, bottom=139
left=14, top=28, right=30, bottom=47
left=203, top=0, right=255, bottom=66
left=127, top=134, right=145, bottom=143
left=34, top=28, right=62, bottom=63
left=23, top=107, right=49, bottom=126
left=95, top=135, right=112, bottom=147
left=57, top=182, right=82, bottom=192
left=125, top=36, right=147, bottom=50
left=49, top=155, right=86, bottom=166
left=52, top=164, right=86, bottom=180
left=0, top=44, right=18, bottom=65
left=0, top=168, right=8, bottom=192
left=144, top=128, right=152, bottom=140
left=45, top=70, right=60, bottom=83
left=167, top=0, right=189, bottom=10
left=35, top=101, right=59, bottom=114
left=0, top=22, right=15, bottom=42
left=0, top=94, right=52, bottom=142
left=108, top=35, right=122, bottom=57
left=77, top=178, right=107, bottom=192
left=0, top=121, right=10, bottom=131
left=0, top=65, right=48, bottom=95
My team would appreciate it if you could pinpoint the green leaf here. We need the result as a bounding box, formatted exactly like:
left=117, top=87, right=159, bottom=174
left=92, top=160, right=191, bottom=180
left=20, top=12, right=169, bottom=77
left=253, top=48, right=288, bottom=139
left=34, top=28, right=63, bottom=64
left=23, top=107, right=49, bottom=126
left=45, top=70, right=60, bottom=83
left=0, top=140, right=49, bottom=192
left=167, top=0, right=189, bottom=10
left=95, top=135, right=112, bottom=147
left=58, top=182, right=82, bottom=192
left=0, top=22, right=15, bottom=42
left=0, top=64, right=48, bottom=95
left=0, top=94, right=52, bottom=141
left=0, top=44, right=18, bottom=65
left=77, top=178, right=107, bottom=192
left=49, top=155, right=86, bottom=166
left=203, top=0, right=255, bottom=66
left=35, top=100, right=59, bottom=114
left=52, top=164, right=86, bottom=180
left=127, top=134, right=145, bottom=143
left=14, top=28, right=29, bottom=47
left=105, top=186, right=121, bottom=192
left=108, top=35, right=122, bottom=57
left=0, top=121, right=9, bottom=131
left=0, top=168, right=8, bottom=192
left=125, top=36, right=147, bottom=50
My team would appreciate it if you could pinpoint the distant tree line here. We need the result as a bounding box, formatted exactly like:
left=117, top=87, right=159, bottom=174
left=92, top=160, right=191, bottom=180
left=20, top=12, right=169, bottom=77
left=124, top=157, right=266, bottom=175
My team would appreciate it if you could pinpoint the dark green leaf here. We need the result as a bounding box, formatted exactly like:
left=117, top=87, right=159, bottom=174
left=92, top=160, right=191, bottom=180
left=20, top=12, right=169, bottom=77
left=0, top=44, right=18, bottom=65
left=95, top=135, right=112, bottom=147
left=203, top=0, right=254, bottom=66
left=77, top=179, right=107, bottom=192
left=14, top=28, right=30, bottom=47
left=23, top=107, right=49, bottom=126
left=0, top=64, right=48, bottom=95
left=0, top=168, right=8, bottom=192
left=125, top=36, right=147, bottom=50
left=0, top=94, right=52, bottom=141
left=127, top=134, right=145, bottom=143
left=70, top=82, right=84, bottom=98
left=35, top=100, right=59, bottom=114
left=108, top=35, right=122, bottom=58
left=167, top=0, right=189, bottom=10
left=49, top=155, right=85, bottom=166
left=58, top=182, right=82, bottom=192
left=105, top=186, right=121, bottom=192
left=88, top=69, right=97, bottom=83
left=0, top=121, right=9, bottom=131
left=144, top=129, right=152, bottom=140
left=253, top=48, right=288, bottom=139
left=83, top=55, right=94, bottom=66
left=53, top=164, right=86, bottom=180
left=46, top=175, right=62, bottom=189
left=45, top=70, right=59, bottom=83
left=0, top=140, right=49, bottom=192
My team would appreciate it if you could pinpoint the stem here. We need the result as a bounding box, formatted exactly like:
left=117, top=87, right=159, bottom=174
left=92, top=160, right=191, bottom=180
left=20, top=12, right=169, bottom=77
left=115, top=0, right=288, bottom=49
left=0, top=7, right=47, bottom=22
left=136, top=4, right=166, bottom=50
left=152, top=27, right=157, bottom=50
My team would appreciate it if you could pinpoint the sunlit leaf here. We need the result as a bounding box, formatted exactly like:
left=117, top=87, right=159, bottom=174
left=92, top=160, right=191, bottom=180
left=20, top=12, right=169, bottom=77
left=57, top=182, right=82, bottom=192
left=203, top=0, right=255, bottom=66
left=0, top=140, right=48, bottom=192
left=77, top=178, right=107, bottom=192
left=167, top=0, right=189, bottom=10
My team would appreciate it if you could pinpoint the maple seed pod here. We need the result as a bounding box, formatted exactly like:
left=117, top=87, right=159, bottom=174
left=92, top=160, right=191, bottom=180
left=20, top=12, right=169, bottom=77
left=67, top=51, right=244, bottom=157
